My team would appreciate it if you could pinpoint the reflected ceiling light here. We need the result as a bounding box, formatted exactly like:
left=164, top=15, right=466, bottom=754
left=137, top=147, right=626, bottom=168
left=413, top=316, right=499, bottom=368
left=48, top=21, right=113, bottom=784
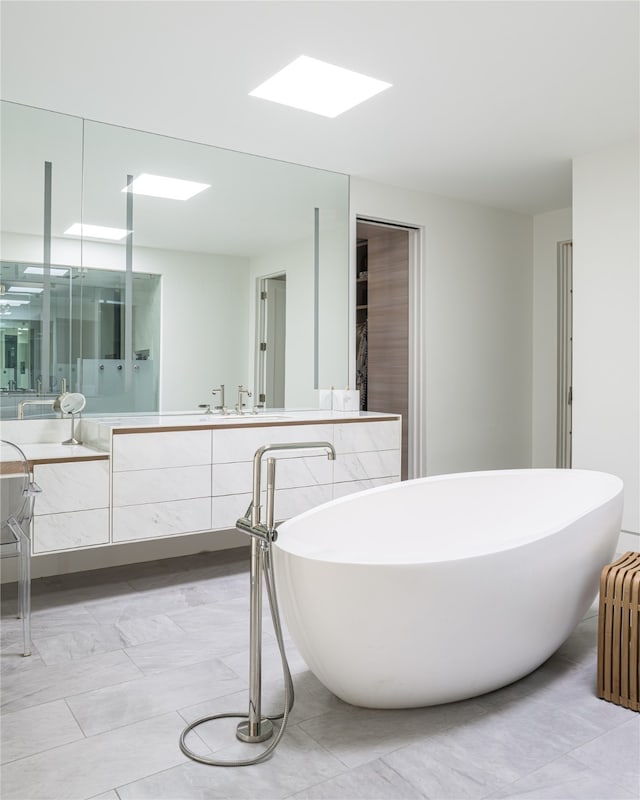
left=8, top=285, right=44, bottom=294
left=122, top=173, right=210, bottom=201
left=64, top=223, right=130, bottom=241
left=0, top=298, right=30, bottom=306
left=249, top=55, right=392, bottom=118
left=24, top=266, right=69, bottom=276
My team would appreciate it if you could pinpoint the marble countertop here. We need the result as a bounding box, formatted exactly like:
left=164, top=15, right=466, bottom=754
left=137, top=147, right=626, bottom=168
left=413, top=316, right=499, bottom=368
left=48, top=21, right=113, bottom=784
left=85, top=409, right=400, bottom=434
left=3, top=443, right=109, bottom=465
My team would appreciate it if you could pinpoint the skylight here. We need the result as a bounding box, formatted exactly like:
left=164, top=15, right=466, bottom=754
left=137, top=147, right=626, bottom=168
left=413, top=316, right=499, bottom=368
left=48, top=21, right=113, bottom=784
left=64, top=223, right=131, bottom=241
left=24, top=266, right=69, bottom=276
left=122, top=174, right=210, bottom=200
left=249, top=55, right=392, bottom=118
left=8, top=285, right=44, bottom=294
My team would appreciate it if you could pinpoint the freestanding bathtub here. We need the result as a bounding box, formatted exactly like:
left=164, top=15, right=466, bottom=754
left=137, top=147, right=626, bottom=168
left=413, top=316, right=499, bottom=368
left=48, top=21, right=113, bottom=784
left=273, top=469, right=623, bottom=708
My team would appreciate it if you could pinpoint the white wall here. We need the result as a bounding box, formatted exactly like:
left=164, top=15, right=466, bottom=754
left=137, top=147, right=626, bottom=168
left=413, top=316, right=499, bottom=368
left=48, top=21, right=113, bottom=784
left=351, top=179, right=533, bottom=477
left=532, top=208, right=572, bottom=467
left=572, top=140, right=639, bottom=536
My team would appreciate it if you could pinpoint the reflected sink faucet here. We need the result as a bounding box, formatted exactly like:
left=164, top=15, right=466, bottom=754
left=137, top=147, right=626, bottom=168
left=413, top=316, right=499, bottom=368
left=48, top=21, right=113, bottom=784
left=236, top=385, right=252, bottom=415
left=18, top=398, right=60, bottom=419
left=211, top=384, right=227, bottom=415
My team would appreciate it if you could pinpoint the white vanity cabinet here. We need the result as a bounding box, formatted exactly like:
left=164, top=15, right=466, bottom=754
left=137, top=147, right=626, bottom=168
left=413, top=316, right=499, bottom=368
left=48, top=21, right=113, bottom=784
left=333, top=420, right=402, bottom=496
left=111, top=429, right=212, bottom=542
left=32, top=459, right=110, bottom=553
left=211, top=424, right=336, bottom=528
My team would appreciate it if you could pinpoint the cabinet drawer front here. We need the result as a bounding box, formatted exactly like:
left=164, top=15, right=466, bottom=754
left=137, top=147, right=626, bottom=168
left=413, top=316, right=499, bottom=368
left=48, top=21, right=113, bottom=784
left=333, top=450, right=401, bottom=482
left=212, top=425, right=332, bottom=464
left=33, top=509, right=109, bottom=553
left=34, top=461, right=109, bottom=515
left=113, top=465, right=211, bottom=507
left=112, top=430, right=212, bottom=471
left=211, top=485, right=332, bottom=530
left=212, top=493, right=252, bottom=530
left=212, top=455, right=332, bottom=496
left=112, top=498, right=212, bottom=542
left=333, top=421, right=400, bottom=454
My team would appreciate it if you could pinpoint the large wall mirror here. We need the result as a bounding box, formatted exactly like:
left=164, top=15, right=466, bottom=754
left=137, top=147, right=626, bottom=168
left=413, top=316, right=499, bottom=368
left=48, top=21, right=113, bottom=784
left=0, top=101, right=349, bottom=419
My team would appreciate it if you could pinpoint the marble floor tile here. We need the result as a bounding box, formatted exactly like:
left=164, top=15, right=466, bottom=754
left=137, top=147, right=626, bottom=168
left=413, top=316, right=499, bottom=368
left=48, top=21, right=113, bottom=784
left=484, top=753, right=637, bottom=799
left=0, top=712, right=189, bottom=800
left=30, top=580, right=137, bottom=612
left=23, top=604, right=101, bottom=639
left=125, top=635, right=242, bottom=674
left=84, top=584, right=207, bottom=625
left=474, top=653, right=584, bottom=710
left=117, top=724, right=346, bottom=799
left=167, top=595, right=252, bottom=635
left=1, top=550, right=634, bottom=800
left=0, top=698, right=85, bottom=764
left=124, top=548, right=248, bottom=592
left=1, top=649, right=143, bottom=713
left=178, top=669, right=343, bottom=753
left=526, top=660, right=635, bottom=732
left=66, top=656, right=246, bottom=736
left=290, top=758, right=426, bottom=799
left=113, top=613, right=187, bottom=647
left=33, top=624, right=126, bottom=665
left=554, top=615, right=600, bottom=667
left=569, top=715, right=640, bottom=795
left=299, top=697, right=488, bottom=769
left=219, top=635, right=311, bottom=681
left=383, top=692, right=617, bottom=791
left=1, top=636, right=45, bottom=672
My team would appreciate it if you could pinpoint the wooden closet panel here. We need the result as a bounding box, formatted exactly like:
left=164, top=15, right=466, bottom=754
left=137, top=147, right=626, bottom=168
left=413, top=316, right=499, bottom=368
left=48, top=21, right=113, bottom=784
left=365, top=225, right=409, bottom=479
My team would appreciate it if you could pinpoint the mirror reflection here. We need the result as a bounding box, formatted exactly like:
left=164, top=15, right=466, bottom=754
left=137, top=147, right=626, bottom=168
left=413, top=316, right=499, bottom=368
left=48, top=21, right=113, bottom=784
left=0, top=101, right=350, bottom=419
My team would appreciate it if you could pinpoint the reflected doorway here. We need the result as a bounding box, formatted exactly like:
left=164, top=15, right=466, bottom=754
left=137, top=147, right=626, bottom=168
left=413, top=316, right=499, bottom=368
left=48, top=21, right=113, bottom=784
left=255, top=274, right=286, bottom=408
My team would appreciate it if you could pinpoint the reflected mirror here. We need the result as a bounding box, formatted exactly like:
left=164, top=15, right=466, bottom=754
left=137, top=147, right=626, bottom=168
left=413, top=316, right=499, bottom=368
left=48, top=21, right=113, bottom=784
left=0, top=101, right=350, bottom=418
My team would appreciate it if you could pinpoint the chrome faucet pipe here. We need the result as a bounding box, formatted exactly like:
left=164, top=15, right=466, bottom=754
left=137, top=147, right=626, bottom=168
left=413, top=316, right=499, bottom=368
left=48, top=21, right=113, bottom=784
left=250, top=441, right=336, bottom=528
left=234, top=441, right=335, bottom=746
left=17, top=398, right=57, bottom=420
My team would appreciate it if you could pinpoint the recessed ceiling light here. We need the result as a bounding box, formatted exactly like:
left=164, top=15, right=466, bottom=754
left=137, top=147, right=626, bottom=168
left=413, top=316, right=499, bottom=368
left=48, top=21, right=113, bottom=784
left=64, top=223, right=131, bottom=241
left=249, top=55, right=392, bottom=118
left=0, top=298, right=30, bottom=306
left=122, top=174, right=210, bottom=201
left=24, top=266, right=69, bottom=276
left=8, top=285, right=44, bottom=294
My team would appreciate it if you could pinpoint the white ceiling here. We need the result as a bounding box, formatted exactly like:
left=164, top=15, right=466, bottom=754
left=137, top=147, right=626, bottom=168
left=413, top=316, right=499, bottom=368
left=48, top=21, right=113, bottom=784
left=1, top=0, right=638, bottom=216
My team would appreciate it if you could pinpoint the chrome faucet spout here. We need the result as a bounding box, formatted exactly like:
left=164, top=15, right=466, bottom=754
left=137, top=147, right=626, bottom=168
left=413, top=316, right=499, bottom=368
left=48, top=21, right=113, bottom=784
left=17, top=398, right=59, bottom=420
left=246, top=441, right=336, bottom=530
left=236, top=385, right=252, bottom=415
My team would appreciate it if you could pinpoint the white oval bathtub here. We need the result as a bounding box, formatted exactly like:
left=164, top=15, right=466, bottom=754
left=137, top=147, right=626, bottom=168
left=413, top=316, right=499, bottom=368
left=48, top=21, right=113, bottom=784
left=273, top=469, right=623, bottom=708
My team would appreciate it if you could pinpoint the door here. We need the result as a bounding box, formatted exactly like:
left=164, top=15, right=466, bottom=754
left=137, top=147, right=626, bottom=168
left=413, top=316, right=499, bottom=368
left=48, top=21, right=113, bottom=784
left=256, top=275, right=286, bottom=408
left=356, top=220, right=410, bottom=480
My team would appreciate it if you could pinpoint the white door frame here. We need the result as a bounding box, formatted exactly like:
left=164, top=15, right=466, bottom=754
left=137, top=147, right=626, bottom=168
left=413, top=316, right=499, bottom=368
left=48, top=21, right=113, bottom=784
left=556, top=240, right=573, bottom=468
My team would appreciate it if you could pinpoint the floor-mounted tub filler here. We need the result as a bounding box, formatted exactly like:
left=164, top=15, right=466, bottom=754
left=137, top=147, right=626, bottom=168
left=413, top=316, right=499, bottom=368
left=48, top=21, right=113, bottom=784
left=180, top=466, right=623, bottom=765
left=273, top=469, right=623, bottom=709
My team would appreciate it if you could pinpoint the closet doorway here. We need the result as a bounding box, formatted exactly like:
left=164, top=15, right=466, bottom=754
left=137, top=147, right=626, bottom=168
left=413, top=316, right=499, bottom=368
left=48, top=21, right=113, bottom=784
left=356, top=219, right=414, bottom=480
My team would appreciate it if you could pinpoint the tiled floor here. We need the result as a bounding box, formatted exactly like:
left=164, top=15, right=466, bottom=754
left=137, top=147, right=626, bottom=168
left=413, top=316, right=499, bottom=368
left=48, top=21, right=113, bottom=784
left=1, top=548, right=638, bottom=800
